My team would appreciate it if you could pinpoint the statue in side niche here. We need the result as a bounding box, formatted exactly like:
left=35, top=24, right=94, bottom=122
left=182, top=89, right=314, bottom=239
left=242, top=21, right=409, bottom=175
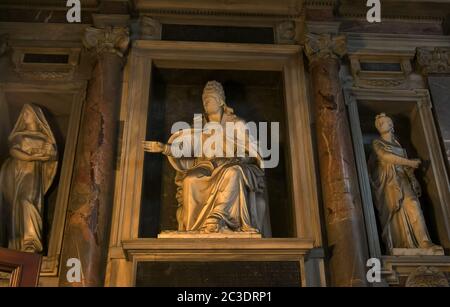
left=0, top=104, right=58, bottom=253
left=143, top=81, right=271, bottom=237
left=368, top=113, right=442, bottom=254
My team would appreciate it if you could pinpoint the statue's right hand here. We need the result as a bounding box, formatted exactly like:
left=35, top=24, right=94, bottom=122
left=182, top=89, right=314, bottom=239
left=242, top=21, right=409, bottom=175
left=409, top=158, right=421, bottom=169
left=142, top=141, right=165, bottom=153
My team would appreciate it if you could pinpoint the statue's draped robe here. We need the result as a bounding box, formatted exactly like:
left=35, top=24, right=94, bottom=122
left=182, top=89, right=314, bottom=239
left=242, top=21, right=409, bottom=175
left=0, top=105, right=57, bottom=252
left=167, top=113, right=271, bottom=237
left=369, top=138, right=432, bottom=250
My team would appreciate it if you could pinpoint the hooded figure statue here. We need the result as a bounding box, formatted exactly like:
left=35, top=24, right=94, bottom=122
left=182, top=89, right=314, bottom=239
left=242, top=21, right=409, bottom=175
left=0, top=103, right=58, bottom=253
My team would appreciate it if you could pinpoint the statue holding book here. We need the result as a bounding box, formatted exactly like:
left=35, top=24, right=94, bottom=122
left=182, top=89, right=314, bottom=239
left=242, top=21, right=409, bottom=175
left=143, top=81, right=271, bottom=237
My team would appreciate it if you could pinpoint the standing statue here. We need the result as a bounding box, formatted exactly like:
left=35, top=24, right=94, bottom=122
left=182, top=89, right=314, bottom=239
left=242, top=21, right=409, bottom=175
left=143, top=81, right=271, bottom=237
left=0, top=104, right=58, bottom=253
left=368, top=113, right=441, bottom=253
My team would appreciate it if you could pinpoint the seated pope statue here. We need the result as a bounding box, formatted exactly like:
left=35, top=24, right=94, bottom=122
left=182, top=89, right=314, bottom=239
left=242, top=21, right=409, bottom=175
left=143, top=81, right=271, bottom=237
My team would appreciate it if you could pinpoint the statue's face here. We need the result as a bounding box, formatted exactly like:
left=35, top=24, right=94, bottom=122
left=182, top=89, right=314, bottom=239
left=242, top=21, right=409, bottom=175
left=376, top=117, right=394, bottom=134
left=23, top=108, right=34, bottom=126
left=203, top=95, right=222, bottom=115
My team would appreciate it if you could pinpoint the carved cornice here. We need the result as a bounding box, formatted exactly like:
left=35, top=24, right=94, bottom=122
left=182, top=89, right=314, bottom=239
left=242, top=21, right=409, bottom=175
left=304, top=33, right=346, bottom=64
left=416, top=47, right=450, bottom=75
left=134, top=0, right=303, bottom=18
left=83, top=26, right=130, bottom=57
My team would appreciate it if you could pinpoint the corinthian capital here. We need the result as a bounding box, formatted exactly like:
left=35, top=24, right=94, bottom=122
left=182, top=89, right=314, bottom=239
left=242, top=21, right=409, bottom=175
left=83, top=26, right=130, bottom=57
left=304, top=33, right=346, bottom=64
left=416, top=47, right=450, bottom=75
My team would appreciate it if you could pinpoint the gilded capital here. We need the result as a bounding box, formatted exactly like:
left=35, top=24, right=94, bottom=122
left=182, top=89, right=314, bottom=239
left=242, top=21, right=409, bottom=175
left=83, top=26, right=130, bottom=57
left=416, top=47, right=450, bottom=75
left=304, top=33, right=346, bottom=64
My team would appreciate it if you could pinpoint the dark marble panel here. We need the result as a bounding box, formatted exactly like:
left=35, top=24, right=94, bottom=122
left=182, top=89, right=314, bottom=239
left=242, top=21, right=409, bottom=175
left=136, top=261, right=301, bottom=287
left=428, top=76, right=450, bottom=163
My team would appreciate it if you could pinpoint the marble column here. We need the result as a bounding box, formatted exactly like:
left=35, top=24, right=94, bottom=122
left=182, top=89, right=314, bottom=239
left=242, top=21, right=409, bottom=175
left=305, top=33, right=369, bottom=287
left=59, top=26, right=129, bottom=286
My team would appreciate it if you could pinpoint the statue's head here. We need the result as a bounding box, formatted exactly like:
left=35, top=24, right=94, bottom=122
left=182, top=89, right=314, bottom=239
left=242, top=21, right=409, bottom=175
left=22, top=104, right=35, bottom=126
left=375, top=113, right=394, bottom=134
left=202, top=81, right=226, bottom=115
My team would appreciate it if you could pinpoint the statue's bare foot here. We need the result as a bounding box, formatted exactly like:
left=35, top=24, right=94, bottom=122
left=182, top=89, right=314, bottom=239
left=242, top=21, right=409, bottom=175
left=421, top=241, right=444, bottom=253
left=240, top=226, right=259, bottom=233
left=220, top=225, right=234, bottom=233
left=202, top=220, right=220, bottom=233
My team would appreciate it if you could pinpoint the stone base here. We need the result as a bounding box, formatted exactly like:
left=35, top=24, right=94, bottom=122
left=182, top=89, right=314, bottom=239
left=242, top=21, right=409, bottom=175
left=157, top=230, right=262, bottom=239
left=391, top=247, right=445, bottom=256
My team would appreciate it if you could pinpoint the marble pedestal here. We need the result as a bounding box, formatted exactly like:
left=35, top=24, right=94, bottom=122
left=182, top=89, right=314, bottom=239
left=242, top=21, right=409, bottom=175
left=391, top=247, right=445, bottom=256
left=158, top=231, right=262, bottom=239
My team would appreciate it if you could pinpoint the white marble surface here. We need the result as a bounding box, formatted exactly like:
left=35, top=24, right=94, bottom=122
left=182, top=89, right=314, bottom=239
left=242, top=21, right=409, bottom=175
left=391, top=247, right=445, bottom=256
left=158, top=231, right=262, bottom=239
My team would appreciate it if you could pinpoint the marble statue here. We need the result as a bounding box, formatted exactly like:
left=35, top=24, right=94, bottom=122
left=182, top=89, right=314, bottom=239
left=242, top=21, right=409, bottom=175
left=143, top=81, right=271, bottom=237
left=368, top=113, right=441, bottom=253
left=0, top=104, right=58, bottom=253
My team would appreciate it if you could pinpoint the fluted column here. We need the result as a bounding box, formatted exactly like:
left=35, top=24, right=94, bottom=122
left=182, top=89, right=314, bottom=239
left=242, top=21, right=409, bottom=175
left=59, top=25, right=129, bottom=286
left=305, top=33, right=369, bottom=287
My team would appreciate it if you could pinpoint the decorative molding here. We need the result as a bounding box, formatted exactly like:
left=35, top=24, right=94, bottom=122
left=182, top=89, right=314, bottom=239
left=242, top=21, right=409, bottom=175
left=17, top=71, right=73, bottom=81
left=134, top=0, right=303, bottom=18
left=138, top=16, right=162, bottom=40
left=275, top=21, right=297, bottom=44
left=122, top=238, right=314, bottom=261
left=382, top=256, right=450, bottom=286
left=92, top=14, right=130, bottom=29
left=11, top=46, right=81, bottom=81
left=346, top=33, right=450, bottom=54
left=406, top=266, right=449, bottom=287
left=304, top=33, right=346, bottom=64
left=416, top=47, right=450, bottom=75
left=305, top=0, right=335, bottom=8
left=306, top=21, right=340, bottom=35
left=347, top=52, right=427, bottom=90
left=83, top=26, right=130, bottom=57
left=0, top=22, right=89, bottom=43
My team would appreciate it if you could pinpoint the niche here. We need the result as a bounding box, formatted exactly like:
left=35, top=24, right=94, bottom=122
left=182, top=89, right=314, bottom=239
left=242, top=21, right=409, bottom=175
left=357, top=99, right=444, bottom=253
left=0, top=86, right=83, bottom=274
left=139, top=67, right=295, bottom=238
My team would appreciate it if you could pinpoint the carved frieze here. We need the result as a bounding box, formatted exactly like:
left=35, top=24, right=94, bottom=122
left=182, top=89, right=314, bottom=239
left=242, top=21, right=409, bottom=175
left=138, top=16, right=162, bottom=40
left=406, top=266, right=449, bottom=287
left=11, top=46, right=81, bottom=81
left=416, top=47, right=450, bottom=75
left=347, top=53, right=425, bottom=90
